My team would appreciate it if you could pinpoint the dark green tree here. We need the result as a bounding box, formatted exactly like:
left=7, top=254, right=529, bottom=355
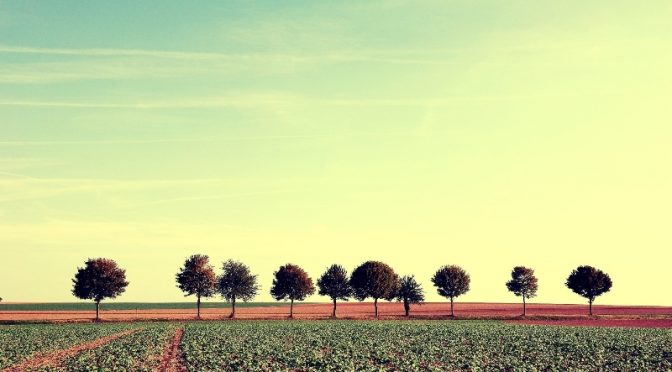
left=349, top=261, right=398, bottom=318
left=394, top=275, right=425, bottom=316
left=72, top=258, right=129, bottom=321
left=270, top=264, right=315, bottom=318
left=176, top=254, right=217, bottom=319
left=431, top=265, right=470, bottom=317
left=317, top=264, right=352, bottom=318
left=505, top=266, right=539, bottom=316
left=566, top=265, right=612, bottom=316
left=217, top=260, right=259, bottom=318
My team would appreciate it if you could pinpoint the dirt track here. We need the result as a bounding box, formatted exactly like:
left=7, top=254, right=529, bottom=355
left=2, top=302, right=671, bottom=327
left=1, top=328, right=140, bottom=372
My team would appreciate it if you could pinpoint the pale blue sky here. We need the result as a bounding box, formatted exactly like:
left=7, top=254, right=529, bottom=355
left=1, top=1, right=671, bottom=305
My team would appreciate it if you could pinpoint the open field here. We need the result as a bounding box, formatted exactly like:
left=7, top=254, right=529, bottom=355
left=1, top=302, right=671, bottom=328
left=0, top=302, right=287, bottom=312
left=0, top=320, right=670, bottom=371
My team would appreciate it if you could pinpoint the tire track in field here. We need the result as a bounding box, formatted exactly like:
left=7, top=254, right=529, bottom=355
left=2, top=328, right=141, bottom=372
left=158, top=327, right=186, bottom=372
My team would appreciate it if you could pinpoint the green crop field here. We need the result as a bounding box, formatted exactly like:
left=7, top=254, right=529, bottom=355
left=0, top=321, right=670, bottom=371
left=0, top=302, right=287, bottom=312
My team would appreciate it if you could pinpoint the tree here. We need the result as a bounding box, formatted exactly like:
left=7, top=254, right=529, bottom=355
left=505, top=266, right=539, bottom=316
left=270, top=264, right=315, bottom=318
left=317, top=264, right=352, bottom=318
left=349, top=261, right=398, bottom=318
left=217, top=260, right=259, bottom=318
left=72, top=258, right=129, bottom=321
left=431, top=265, right=470, bottom=317
left=176, top=254, right=217, bottom=319
left=394, top=275, right=425, bottom=316
left=566, top=265, right=612, bottom=316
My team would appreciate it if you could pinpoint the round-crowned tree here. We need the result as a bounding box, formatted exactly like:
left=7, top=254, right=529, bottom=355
left=270, top=264, right=315, bottom=318
left=566, top=265, right=612, bottom=316
left=176, top=254, right=217, bottom=319
left=217, top=260, right=259, bottom=318
left=431, top=265, right=470, bottom=317
left=349, top=261, right=397, bottom=318
left=394, top=275, right=425, bottom=317
left=317, top=264, right=352, bottom=318
left=72, top=258, right=129, bottom=321
left=505, top=266, right=539, bottom=316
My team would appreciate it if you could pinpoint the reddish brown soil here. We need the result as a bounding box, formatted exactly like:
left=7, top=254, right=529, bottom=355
left=158, top=327, right=186, bottom=372
left=2, top=328, right=140, bottom=372
left=1, top=303, right=671, bottom=328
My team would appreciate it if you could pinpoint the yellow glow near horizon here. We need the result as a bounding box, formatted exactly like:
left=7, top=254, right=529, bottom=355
left=0, top=1, right=671, bottom=306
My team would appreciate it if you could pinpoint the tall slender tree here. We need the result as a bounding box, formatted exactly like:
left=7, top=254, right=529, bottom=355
left=394, top=275, right=425, bottom=316
left=317, top=264, right=352, bottom=318
left=217, top=260, right=259, bottom=318
left=72, top=258, right=129, bottom=321
left=270, top=264, right=315, bottom=318
left=431, top=265, right=470, bottom=317
left=349, top=261, right=398, bottom=318
left=176, top=254, right=217, bottom=319
left=566, top=265, right=612, bottom=316
left=505, top=266, right=539, bottom=316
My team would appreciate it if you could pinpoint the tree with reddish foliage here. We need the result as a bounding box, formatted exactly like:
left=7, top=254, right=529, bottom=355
left=217, top=260, right=259, bottom=318
left=72, top=258, right=129, bottom=321
left=317, top=264, right=352, bottom=318
left=393, top=275, right=425, bottom=316
left=506, top=266, right=539, bottom=316
left=431, top=265, right=470, bottom=317
left=566, top=265, right=612, bottom=316
left=349, top=261, right=398, bottom=318
left=176, top=254, right=217, bottom=319
left=270, top=264, right=315, bottom=318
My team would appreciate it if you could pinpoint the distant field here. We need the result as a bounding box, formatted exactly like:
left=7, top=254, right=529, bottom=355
left=0, top=302, right=285, bottom=311
left=1, top=321, right=670, bottom=370
left=2, top=302, right=671, bottom=325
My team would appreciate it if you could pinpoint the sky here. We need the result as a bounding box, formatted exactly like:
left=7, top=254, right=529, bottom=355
left=0, top=1, right=671, bottom=305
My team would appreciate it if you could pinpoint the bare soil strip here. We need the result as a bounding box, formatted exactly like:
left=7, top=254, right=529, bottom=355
left=2, top=328, right=140, bottom=372
left=158, top=327, right=186, bottom=372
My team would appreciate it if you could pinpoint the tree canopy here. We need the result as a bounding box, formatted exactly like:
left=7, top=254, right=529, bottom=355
left=349, top=261, right=398, bottom=318
left=270, top=263, right=315, bottom=318
left=317, top=264, right=352, bottom=317
left=394, top=275, right=425, bottom=316
left=505, top=266, right=539, bottom=316
left=566, top=265, right=612, bottom=315
left=176, top=254, right=217, bottom=318
left=72, top=258, right=128, bottom=320
left=218, top=260, right=259, bottom=318
left=431, top=265, right=470, bottom=316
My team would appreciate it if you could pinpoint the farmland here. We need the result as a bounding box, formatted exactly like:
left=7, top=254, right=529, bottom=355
left=2, top=302, right=671, bottom=325
left=0, top=320, right=670, bottom=371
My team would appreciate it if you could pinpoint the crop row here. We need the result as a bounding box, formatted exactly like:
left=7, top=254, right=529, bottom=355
left=0, top=323, right=134, bottom=369
left=58, top=322, right=178, bottom=371
left=180, top=321, right=672, bottom=371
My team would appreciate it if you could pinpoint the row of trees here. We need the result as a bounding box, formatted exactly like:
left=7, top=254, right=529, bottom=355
left=71, top=257, right=613, bottom=320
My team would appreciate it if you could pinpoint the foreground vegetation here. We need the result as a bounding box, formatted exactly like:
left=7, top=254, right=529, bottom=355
left=0, top=321, right=670, bottom=370
left=182, top=321, right=672, bottom=371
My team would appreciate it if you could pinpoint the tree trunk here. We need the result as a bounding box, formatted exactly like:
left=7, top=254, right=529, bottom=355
left=523, top=296, right=526, bottom=317
left=374, top=298, right=379, bottom=318
left=197, top=295, right=201, bottom=319
left=404, top=299, right=410, bottom=317
left=332, top=298, right=337, bottom=318
left=230, top=295, right=236, bottom=319
left=450, top=297, right=454, bottom=317
left=95, top=300, right=100, bottom=321
left=589, top=298, right=593, bottom=316
left=290, top=299, right=294, bottom=318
